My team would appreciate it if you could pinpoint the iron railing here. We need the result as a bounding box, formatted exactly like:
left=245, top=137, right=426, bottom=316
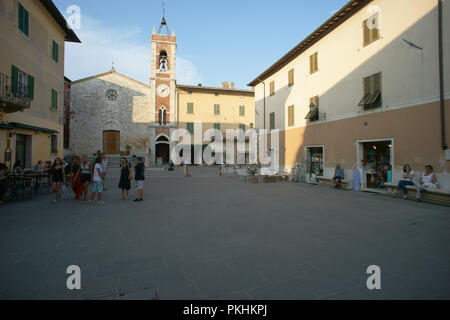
left=0, top=72, right=31, bottom=109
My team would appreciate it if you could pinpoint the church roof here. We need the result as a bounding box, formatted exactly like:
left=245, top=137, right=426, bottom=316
left=71, top=68, right=151, bottom=88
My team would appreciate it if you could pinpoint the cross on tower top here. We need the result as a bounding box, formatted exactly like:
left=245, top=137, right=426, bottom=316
left=157, top=0, right=170, bottom=35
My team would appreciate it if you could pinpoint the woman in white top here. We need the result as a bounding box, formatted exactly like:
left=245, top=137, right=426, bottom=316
left=393, top=164, right=415, bottom=199
left=416, top=165, right=438, bottom=201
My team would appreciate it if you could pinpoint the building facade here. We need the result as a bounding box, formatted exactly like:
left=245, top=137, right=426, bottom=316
left=0, top=0, right=80, bottom=170
left=249, top=0, right=450, bottom=190
left=69, top=18, right=255, bottom=166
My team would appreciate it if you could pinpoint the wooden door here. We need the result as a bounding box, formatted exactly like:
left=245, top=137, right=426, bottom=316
left=103, top=130, right=120, bottom=154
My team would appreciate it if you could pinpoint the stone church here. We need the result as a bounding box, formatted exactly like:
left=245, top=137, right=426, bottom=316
left=68, top=16, right=254, bottom=166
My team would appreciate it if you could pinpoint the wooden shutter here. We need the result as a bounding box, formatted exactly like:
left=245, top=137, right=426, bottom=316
left=371, top=14, right=380, bottom=41
left=288, top=69, right=294, bottom=86
left=187, top=102, right=193, bottom=114
left=23, top=7, right=28, bottom=36
left=314, top=53, right=318, bottom=72
left=288, top=105, right=294, bottom=127
left=11, top=65, right=19, bottom=93
left=18, top=3, right=24, bottom=32
left=240, top=105, right=245, bottom=116
left=214, top=104, right=220, bottom=115
left=103, top=131, right=120, bottom=154
left=270, top=81, right=275, bottom=96
left=27, top=74, right=34, bottom=100
left=51, top=89, right=57, bottom=109
left=363, top=19, right=370, bottom=46
left=52, top=41, right=59, bottom=62
left=270, top=112, right=275, bottom=130
left=187, top=123, right=194, bottom=134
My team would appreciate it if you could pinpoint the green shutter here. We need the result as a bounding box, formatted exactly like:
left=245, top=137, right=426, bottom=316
left=51, top=89, right=57, bottom=109
left=23, top=8, right=29, bottom=36
left=27, top=75, right=34, bottom=100
left=18, top=3, right=24, bottom=32
left=52, top=41, right=59, bottom=62
left=187, top=123, right=194, bottom=134
left=11, top=65, right=19, bottom=93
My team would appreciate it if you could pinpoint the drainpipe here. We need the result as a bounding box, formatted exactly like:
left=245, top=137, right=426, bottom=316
left=257, top=78, right=266, bottom=154
left=438, top=0, right=447, bottom=150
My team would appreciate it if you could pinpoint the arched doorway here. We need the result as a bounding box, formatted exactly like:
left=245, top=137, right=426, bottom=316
left=155, top=135, right=170, bottom=165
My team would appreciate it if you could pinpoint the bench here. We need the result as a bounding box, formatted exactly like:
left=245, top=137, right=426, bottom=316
left=385, top=183, right=450, bottom=206
left=318, top=177, right=350, bottom=189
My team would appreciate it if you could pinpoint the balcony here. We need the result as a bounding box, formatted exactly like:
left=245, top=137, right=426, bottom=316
left=0, top=72, right=31, bottom=113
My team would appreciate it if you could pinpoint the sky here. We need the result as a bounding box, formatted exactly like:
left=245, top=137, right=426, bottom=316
left=55, top=0, right=350, bottom=89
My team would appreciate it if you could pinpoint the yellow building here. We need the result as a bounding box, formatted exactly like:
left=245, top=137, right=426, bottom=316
left=0, top=0, right=80, bottom=170
left=176, top=83, right=255, bottom=164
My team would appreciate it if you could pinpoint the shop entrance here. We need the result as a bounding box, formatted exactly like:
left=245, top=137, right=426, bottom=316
left=359, top=140, right=393, bottom=188
left=305, top=146, right=324, bottom=183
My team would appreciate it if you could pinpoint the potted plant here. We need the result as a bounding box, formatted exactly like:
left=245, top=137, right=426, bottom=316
left=249, top=167, right=259, bottom=183
left=125, top=144, right=132, bottom=156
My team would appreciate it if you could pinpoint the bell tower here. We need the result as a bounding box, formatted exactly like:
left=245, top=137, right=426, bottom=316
left=150, top=11, right=176, bottom=127
left=149, top=5, right=177, bottom=166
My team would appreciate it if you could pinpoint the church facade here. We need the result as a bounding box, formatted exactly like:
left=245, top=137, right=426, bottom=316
left=68, top=20, right=255, bottom=166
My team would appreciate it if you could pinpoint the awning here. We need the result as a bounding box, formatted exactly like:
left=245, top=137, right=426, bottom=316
left=0, top=123, right=14, bottom=130
left=9, top=122, right=59, bottom=134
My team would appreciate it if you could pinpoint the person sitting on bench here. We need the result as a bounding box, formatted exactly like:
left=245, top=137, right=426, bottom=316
left=333, top=164, right=345, bottom=188
left=416, top=165, right=438, bottom=201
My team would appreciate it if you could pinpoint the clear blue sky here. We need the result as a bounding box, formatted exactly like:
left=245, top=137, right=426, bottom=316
left=55, top=0, right=349, bottom=89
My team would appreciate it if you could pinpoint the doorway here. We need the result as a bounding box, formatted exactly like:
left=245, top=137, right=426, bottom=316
left=15, top=134, right=29, bottom=168
left=155, top=135, right=170, bottom=165
left=305, top=146, right=324, bottom=183
left=103, top=130, right=120, bottom=155
left=358, top=139, right=393, bottom=188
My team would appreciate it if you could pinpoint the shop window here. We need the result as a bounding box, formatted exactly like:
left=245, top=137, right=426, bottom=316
left=362, top=141, right=392, bottom=188
left=306, top=147, right=324, bottom=182
left=51, top=135, right=58, bottom=154
left=359, top=73, right=382, bottom=110
left=363, top=13, right=380, bottom=47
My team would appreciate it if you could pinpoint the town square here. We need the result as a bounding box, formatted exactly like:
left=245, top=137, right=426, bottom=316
left=0, top=0, right=449, bottom=302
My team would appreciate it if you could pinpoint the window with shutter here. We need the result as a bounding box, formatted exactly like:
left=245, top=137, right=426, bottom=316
left=214, top=104, right=220, bottom=115
left=18, top=3, right=29, bottom=36
left=187, top=123, right=194, bottom=134
left=27, top=75, right=34, bottom=100
left=270, top=112, right=275, bottom=130
left=310, top=53, right=318, bottom=74
left=288, top=105, right=295, bottom=127
left=52, top=41, right=59, bottom=62
left=363, top=14, right=380, bottom=47
left=288, top=69, right=294, bottom=86
left=359, top=73, right=382, bottom=109
left=306, top=97, right=319, bottom=122
left=270, top=81, right=275, bottom=96
left=239, top=105, right=245, bottom=116
left=51, top=89, right=57, bottom=109
left=187, top=102, right=194, bottom=114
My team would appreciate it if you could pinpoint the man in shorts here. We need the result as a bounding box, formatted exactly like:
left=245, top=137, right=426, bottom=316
left=134, top=157, right=145, bottom=202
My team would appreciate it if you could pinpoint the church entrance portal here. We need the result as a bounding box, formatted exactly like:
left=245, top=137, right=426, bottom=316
left=155, top=135, right=170, bottom=166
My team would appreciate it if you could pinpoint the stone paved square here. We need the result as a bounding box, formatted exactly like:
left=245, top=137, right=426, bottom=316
left=0, top=167, right=449, bottom=300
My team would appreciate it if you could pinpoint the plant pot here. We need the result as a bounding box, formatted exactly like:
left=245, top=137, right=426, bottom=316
left=263, top=176, right=277, bottom=183
left=251, top=177, right=259, bottom=183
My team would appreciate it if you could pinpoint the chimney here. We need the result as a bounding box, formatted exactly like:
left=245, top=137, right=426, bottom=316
left=198, top=84, right=202, bottom=87
left=231, top=82, right=235, bottom=90
left=222, top=81, right=229, bottom=89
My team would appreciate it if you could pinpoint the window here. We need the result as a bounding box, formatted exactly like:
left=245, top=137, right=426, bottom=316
left=51, top=135, right=58, bottom=154
left=358, top=73, right=382, bottom=110
left=239, top=124, right=246, bottom=131
left=288, top=105, right=295, bottom=127
left=214, top=123, right=221, bottom=131
left=288, top=69, right=294, bottom=86
left=270, top=112, right=275, bottom=130
left=11, top=65, right=34, bottom=100
left=239, top=105, right=245, bottom=116
left=158, top=107, right=167, bottom=125
left=187, top=102, right=194, bottom=114
left=306, top=96, right=319, bottom=122
left=214, top=104, right=220, bottom=115
left=270, top=81, right=275, bottom=96
left=310, top=52, right=318, bottom=74
left=52, top=40, right=59, bottom=62
left=363, top=13, right=380, bottom=46
left=186, top=122, right=194, bottom=134
left=51, top=89, right=57, bottom=110
left=18, top=2, right=29, bottom=36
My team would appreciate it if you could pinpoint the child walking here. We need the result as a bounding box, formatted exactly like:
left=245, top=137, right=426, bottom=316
left=89, top=157, right=105, bottom=205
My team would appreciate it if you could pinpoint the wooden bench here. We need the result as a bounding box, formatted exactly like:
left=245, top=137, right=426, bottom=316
left=318, top=177, right=350, bottom=189
left=385, top=183, right=450, bottom=206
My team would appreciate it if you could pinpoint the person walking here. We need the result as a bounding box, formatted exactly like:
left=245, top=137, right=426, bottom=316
left=118, top=157, right=131, bottom=200
left=89, top=157, right=105, bottom=205
left=80, top=155, right=92, bottom=204
left=71, top=156, right=83, bottom=201
left=0, top=163, right=9, bottom=205
left=133, top=157, right=145, bottom=202
left=51, top=158, right=65, bottom=204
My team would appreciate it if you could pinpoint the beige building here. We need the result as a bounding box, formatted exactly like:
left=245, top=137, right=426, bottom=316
left=69, top=17, right=254, bottom=166
left=249, top=0, right=450, bottom=190
left=0, top=0, right=80, bottom=169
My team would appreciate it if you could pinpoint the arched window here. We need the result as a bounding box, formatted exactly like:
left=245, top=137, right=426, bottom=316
left=158, top=107, right=167, bottom=125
